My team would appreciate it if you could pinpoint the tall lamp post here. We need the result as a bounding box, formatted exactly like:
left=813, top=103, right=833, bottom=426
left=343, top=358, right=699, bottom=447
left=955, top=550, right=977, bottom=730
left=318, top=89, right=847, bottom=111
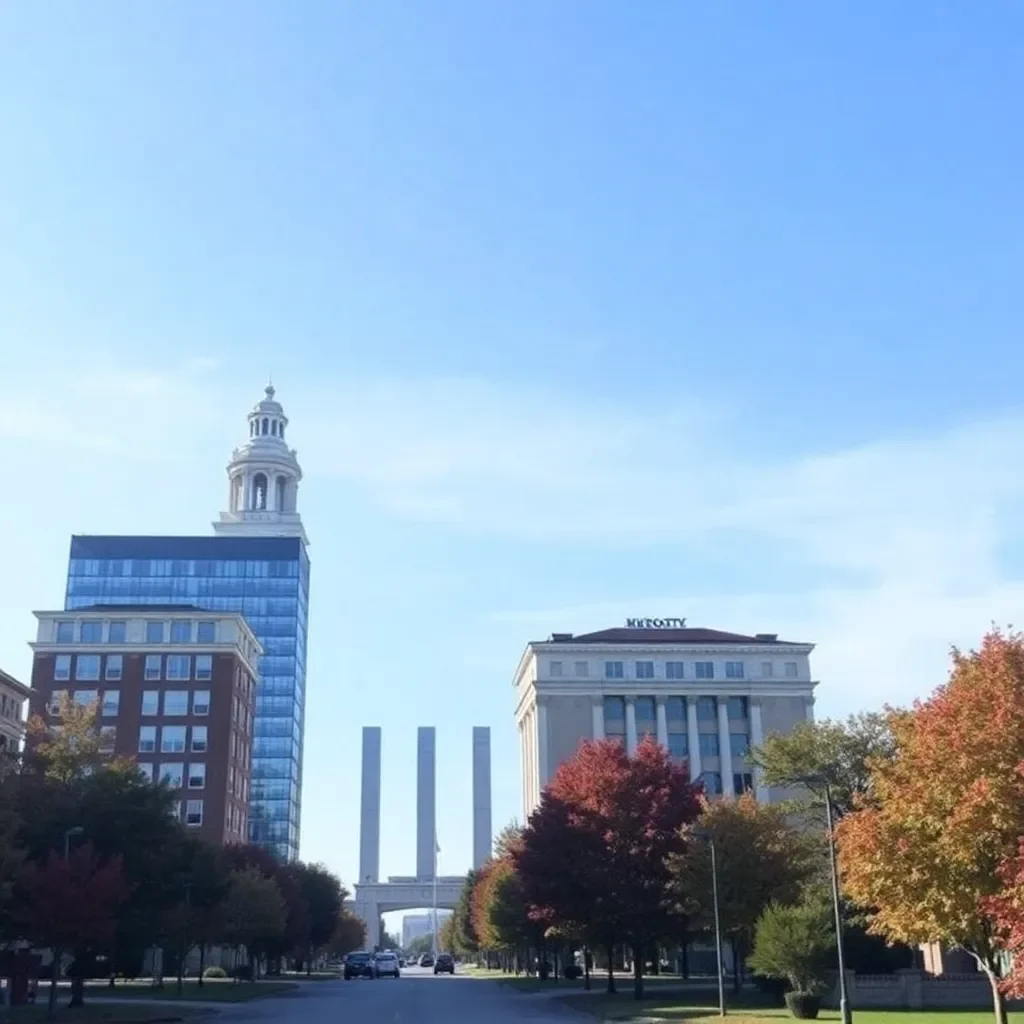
left=693, top=828, right=726, bottom=1017
left=63, top=826, right=84, bottom=861
left=795, top=776, right=851, bottom=1024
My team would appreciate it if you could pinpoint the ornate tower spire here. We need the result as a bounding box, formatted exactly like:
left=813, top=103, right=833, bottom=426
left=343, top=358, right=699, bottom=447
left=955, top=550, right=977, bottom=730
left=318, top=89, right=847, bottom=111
left=213, top=384, right=308, bottom=544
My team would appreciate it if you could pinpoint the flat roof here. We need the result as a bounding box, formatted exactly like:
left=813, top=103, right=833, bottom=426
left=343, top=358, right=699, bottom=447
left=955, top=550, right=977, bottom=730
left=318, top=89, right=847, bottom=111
left=541, top=627, right=808, bottom=646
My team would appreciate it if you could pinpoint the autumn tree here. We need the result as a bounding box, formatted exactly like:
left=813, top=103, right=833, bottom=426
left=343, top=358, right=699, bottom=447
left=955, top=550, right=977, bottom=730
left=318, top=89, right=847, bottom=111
left=751, top=712, right=894, bottom=816
left=220, top=867, right=287, bottom=980
left=14, top=717, right=184, bottom=981
left=328, top=911, right=366, bottom=957
left=837, top=630, right=1024, bottom=1024
left=439, top=913, right=458, bottom=953
left=668, top=793, right=818, bottom=990
left=24, top=694, right=109, bottom=785
left=19, top=843, right=130, bottom=1015
left=471, top=857, right=539, bottom=966
left=517, top=737, right=702, bottom=999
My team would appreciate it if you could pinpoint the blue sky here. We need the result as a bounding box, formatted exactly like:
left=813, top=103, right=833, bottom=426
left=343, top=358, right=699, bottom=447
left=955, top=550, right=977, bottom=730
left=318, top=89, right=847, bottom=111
left=3, top=2, right=1024, bottom=894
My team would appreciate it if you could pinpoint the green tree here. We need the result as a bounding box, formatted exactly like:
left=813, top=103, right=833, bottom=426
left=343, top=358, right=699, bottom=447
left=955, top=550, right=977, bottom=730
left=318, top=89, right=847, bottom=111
left=668, top=794, right=818, bottom=990
left=291, top=862, right=346, bottom=971
left=747, top=901, right=835, bottom=995
left=220, top=868, right=287, bottom=979
left=751, top=712, right=894, bottom=816
left=451, top=869, right=479, bottom=953
left=407, top=933, right=435, bottom=956
left=164, top=836, right=231, bottom=990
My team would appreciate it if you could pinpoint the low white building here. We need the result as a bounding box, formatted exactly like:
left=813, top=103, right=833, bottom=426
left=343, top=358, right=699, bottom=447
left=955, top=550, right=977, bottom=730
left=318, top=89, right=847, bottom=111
left=513, top=622, right=817, bottom=817
left=0, top=667, right=30, bottom=752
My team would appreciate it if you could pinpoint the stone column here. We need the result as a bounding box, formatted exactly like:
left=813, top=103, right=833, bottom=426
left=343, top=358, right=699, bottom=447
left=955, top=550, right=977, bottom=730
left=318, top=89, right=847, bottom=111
left=750, top=700, right=768, bottom=802
left=472, top=726, right=492, bottom=869
left=592, top=697, right=605, bottom=739
left=656, top=698, right=668, bottom=748
left=416, top=727, right=436, bottom=880
left=687, top=697, right=702, bottom=782
left=625, top=697, right=638, bottom=755
left=536, top=697, right=550, bottom=791
left=359, top=726, right=381, bottom=885
left=718, top=698, right=734, bottom=798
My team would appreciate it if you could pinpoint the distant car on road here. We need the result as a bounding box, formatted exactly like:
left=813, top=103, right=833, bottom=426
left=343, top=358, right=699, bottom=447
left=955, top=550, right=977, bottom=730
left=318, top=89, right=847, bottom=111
left=434, top=953, right=455, bottom=975
left=373, top=952, right=401, bottom=978
left=418, top=953, right=435, bottom=968
left=343, top=951, right=375, bottom=980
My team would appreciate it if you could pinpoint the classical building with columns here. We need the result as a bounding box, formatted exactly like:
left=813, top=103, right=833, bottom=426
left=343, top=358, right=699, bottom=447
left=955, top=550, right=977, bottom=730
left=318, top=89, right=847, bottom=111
left=513, top=623, right=816, bottom=817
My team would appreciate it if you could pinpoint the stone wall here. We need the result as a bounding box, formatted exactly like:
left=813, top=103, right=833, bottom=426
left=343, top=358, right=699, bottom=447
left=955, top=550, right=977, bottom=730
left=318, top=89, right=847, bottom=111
left=827, top=970, right=994, bottom=1010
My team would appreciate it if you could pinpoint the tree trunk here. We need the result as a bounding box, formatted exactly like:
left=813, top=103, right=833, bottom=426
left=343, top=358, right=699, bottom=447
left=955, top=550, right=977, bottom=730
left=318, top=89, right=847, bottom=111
left=583, top=945, right=591, bottom=990
left=632, top=942, right=644, bottom=1000
left=47, top=949, right=61, bottom=1020
left=681, top=939, right=689, bottom=979
left=198, top=945, right=206, bottom=987
left=606, top=944, right=616, bottom=994
left=982, top=964, right=1008, bottom=1024
left=730, top=938, right=742, bottom=992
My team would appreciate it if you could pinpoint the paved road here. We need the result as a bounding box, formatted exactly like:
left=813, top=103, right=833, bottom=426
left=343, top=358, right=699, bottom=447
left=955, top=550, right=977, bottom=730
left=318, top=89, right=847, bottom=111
left=229, top=967, right=578, bottom=1024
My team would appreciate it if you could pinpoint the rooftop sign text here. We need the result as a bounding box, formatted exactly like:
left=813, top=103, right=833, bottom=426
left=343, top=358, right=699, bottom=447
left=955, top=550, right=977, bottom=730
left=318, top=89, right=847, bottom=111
left=625, top=617, right=687, bottom=629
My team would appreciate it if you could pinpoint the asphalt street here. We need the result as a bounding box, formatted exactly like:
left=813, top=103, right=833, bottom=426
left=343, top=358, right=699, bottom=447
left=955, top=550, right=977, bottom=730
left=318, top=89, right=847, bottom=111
left=228, top=966, right=577, bottom=1024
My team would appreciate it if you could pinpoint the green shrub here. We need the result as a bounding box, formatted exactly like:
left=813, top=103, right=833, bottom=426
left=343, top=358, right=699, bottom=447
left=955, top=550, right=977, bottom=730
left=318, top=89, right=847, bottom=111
left=785, top=991, right=822, bottom=1019
left=747, top=901, right=835, bottom=1002
left=202, top=966, right=228, bottom=979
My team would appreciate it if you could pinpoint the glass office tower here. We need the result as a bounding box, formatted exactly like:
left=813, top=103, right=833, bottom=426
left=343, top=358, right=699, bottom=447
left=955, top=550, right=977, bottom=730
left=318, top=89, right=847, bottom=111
left=66, top=535, right=308, bottom=860
left=64, top=387, right=311, bottom=861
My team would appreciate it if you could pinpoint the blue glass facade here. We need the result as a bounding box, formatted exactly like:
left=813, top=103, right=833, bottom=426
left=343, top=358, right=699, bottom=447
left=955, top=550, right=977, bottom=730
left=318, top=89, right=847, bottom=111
left=65, top=534, right=309, bottom=862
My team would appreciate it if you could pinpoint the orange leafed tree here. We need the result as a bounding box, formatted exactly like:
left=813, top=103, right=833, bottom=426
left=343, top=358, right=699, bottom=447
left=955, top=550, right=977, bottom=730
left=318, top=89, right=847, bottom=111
left=837, top=629, right=1024, bottom=1024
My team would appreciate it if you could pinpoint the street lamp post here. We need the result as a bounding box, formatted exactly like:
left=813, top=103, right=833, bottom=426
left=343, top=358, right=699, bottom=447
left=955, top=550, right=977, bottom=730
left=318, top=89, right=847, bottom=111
left=796, top=776, right=851, bottom=1024
left=694, top=828, right=726, bottom=1017
left=63, top=826, right=84, bottom=861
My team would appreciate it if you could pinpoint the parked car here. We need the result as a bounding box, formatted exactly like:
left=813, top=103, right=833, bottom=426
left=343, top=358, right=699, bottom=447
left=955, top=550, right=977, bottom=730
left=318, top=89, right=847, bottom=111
left=343, top=951, right=375, bottom=980
left=373, top=952, right=400, bottom=978
left=434, top=953, right=455, bottom=975
left=418, top=953, right=434, bottom=968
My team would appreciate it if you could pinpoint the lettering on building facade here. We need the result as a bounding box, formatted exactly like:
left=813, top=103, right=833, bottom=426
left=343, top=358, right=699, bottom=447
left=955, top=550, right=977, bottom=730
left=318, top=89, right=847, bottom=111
left=625, top=617, right=687, bottom=629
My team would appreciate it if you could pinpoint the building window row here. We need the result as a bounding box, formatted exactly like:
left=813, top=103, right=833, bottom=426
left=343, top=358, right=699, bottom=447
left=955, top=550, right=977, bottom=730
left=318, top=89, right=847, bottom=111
left=137, top=760, right=206, bottom=790
left=55, top=653, right=213, bottom=683
left=144, top=654, right=214, bottom=682
left=138, top=725, right=208, bottom=754
left=549, top=658, right=800, bottom=680
left=139, top=688, right=211, bottom=717
left=603, top=694, right=750, bottom=721
left=53, top=619, right=218, bottom=645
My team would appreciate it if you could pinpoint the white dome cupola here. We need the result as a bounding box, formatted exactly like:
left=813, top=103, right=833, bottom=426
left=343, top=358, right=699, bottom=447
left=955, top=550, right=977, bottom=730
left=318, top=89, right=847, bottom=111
left=213, top=384, right=308, bottom=544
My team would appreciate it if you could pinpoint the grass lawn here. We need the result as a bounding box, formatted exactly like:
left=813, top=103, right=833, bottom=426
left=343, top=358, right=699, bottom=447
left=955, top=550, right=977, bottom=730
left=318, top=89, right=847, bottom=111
left=78, top=979, right=298, bottom=1002
left=9, top=1004, right=206, bottom=1024
left=469, top=970, right=706, bottom=994
left=559, top=997, right=1024, bottom=1024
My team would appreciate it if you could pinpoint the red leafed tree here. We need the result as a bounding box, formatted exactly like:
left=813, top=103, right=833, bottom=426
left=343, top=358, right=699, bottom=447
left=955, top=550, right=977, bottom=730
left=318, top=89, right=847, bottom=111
left=516, top=737, right=702, bottom=999
left=987, top=840, right=1024, bottom=998
left=20, top=842, right=130, bottom=1014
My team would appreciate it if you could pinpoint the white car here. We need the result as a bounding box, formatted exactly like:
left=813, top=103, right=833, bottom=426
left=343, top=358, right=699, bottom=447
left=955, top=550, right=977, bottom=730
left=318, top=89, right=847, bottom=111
left=373, top=952, right=401, bottom=978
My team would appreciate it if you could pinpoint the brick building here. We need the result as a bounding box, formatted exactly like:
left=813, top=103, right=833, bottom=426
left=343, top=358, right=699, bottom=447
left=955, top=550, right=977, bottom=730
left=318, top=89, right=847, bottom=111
left=28, top=606, right=260, bottom=846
